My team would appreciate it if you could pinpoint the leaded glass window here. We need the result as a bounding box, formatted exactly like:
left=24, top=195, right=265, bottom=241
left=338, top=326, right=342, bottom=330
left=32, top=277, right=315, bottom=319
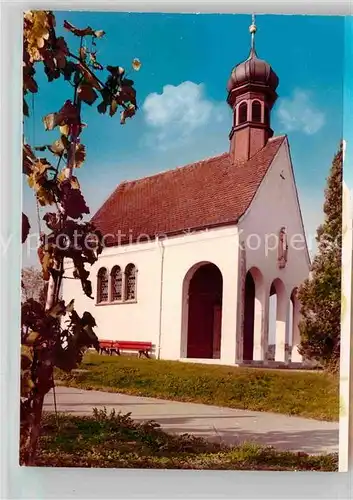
left=111, top=266, right=122, bottom=301
left=97, top=267, right=109, bottom=303
left=124, top=264, right=136, bottom=301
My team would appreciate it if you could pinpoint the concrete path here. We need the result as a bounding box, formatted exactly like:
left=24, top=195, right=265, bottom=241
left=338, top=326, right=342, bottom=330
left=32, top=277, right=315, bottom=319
left=44, top=386, right=338, bottom=455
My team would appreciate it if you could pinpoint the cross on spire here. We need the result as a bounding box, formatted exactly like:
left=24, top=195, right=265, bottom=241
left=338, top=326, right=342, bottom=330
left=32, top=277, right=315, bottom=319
left=249, top=13, right=257, bottom=52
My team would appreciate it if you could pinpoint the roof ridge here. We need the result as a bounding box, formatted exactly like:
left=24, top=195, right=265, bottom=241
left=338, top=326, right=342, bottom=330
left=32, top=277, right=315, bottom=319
left=118, top=151, right=230, bottom=186
left=269, top=134, right=287, bottom=142
left=113, top=136, right=285, bottom=188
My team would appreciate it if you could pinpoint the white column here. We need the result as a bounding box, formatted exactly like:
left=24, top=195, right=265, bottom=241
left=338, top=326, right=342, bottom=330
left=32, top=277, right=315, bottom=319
left=291, top=297, right=302, bottom=362
left=262, top=290, right=270, bottom=361
left=275, top=290, right=287, bottom=362
left=234, top=245, right=246, bottom=363
left=220, top=271, right=239, bottom=365
left=253, top=283, right=268, bottom=361
left=221, top=277, right=238, bottom=365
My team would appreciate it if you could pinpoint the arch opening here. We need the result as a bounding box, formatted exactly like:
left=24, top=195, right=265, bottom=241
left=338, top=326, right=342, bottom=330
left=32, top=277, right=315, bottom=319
left=238, top=101, right=248, bottom=125
left=243, top=267, right=264, bottom=361
left=252, top=100, right=262, bottom=123
left=268, top=278, right=287, bottom=362
left=183, top=263, right=223, bottom=359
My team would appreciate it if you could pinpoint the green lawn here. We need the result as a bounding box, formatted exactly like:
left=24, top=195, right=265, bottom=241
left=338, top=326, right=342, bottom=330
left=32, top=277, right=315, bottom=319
left=35, top=410, right=337, bottom=471
left=55, top=353, right=339, bottom=421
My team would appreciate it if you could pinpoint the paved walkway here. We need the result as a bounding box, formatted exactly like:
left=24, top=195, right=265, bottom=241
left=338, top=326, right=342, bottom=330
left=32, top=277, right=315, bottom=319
left=44, top=386, right=338, bottom=455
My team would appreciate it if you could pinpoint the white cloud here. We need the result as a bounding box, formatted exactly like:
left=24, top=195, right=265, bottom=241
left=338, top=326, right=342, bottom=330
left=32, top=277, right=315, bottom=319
left=142, top=81, right=226, bottom=150
left=277, top=89, right=325, bottom=135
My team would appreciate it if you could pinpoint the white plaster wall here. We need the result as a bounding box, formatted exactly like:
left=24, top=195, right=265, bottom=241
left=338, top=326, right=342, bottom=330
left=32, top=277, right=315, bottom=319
left=159, top=226, right=240, bottom=364
left=238, top=137, right=310, bottom=297
left=62, top=242, right=163, bottom=349
left=238, top=137, right=310, bottom=360
left=62, top=226, right=240, bottom=363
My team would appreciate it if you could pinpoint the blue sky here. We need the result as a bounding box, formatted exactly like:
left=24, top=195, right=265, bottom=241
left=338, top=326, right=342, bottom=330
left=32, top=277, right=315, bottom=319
left=23, top=12, right=344, bottom=266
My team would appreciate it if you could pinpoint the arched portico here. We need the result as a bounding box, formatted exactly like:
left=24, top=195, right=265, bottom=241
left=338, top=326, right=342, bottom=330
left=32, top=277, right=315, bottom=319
left=181, top=262, right=223, bottom=359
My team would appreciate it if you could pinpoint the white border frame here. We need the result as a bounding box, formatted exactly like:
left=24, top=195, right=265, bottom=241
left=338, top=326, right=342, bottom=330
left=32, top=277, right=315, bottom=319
left=339, top=15, right=353, bottom=474
left=1, top=2, right=352, bottom=498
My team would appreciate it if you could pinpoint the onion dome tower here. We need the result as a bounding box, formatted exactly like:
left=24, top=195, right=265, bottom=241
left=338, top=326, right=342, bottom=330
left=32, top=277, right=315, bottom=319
left=227, top=15, right=279, bottom=162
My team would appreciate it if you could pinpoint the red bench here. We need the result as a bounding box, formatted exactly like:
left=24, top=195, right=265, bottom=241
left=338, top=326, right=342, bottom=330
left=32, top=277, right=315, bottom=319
left=99, top=340, right=152, bottom=358
left=99, top=340, right=115, bottom=354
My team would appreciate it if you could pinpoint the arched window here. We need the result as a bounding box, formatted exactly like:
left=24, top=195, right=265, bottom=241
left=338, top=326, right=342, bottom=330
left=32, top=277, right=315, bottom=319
left=111, top=266, right=122, bottom=301
left=252, top=100, right=262, bottom=123
left=97, top=267, right=109, bottom=303
left=238, top=102, right=248, bottom=124
left=124, top=264, right=137, bottom=301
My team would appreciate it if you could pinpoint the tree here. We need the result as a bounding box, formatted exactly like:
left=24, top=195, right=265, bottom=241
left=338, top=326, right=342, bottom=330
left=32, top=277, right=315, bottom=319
left=298, top=142, right=343, bottom=371
left=21, top=266, right=47, bottom=304
left=21, top=11, right=141, bottom=465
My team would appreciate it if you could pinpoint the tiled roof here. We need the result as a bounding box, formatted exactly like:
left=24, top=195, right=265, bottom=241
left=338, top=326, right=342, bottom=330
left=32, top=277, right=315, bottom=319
left=91, top=136, right=286, bottom=246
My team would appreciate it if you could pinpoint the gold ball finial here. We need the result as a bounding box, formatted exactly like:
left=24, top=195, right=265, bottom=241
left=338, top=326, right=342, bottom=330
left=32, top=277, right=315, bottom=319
left=249, top=14, right=257, bottom=51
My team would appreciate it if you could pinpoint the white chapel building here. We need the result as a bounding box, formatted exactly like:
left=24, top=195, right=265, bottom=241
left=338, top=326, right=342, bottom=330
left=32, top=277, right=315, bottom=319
left=63, top=21, right=310, bottom=366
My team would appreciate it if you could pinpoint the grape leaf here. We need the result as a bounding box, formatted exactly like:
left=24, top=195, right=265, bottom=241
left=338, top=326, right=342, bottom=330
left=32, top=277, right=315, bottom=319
left=109, top=99, right=118, bottom=117
left=60, top=181, right=90, bottom=219
left=22, top=213, right=30, bottom=244
left=43, top=100, right=79, bottom=131
left=23, top=98, right=29, bottom=117
left=132, top=58, right=141, bottom=71
left=94, top=30, right=105, bottom=38
left=23, top=143, right=37, bottom=175
left=77, top=83, right=98, bottom=105
left=63, top=20, right=95, bottom=37
left=75, top=143, right=86, bottom=168
left=120, top=103, right=136, bottom=124
left=24, top=331, right=40, bottom=345
left=70, top=176, right=80, bottom=190
left=48, top=135, right=70, bottom=155
left=77, top=62, right=102, bottom=90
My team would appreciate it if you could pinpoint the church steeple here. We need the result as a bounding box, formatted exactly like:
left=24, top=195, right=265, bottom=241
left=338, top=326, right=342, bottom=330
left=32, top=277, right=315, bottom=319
left=227, top=15, right=279, bottom=163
